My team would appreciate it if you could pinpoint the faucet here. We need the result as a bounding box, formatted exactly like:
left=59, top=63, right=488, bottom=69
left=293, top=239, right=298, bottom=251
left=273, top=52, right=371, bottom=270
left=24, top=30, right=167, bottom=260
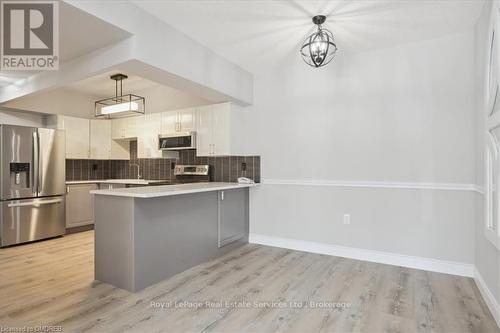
left=130, top=163, right=141, bottom=179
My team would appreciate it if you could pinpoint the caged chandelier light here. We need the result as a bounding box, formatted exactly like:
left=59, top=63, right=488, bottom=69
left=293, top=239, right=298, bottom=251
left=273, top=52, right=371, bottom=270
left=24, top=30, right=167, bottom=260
left=95, top=73, right=145, bottom=118
left=300, top=15, right=337, bottom=68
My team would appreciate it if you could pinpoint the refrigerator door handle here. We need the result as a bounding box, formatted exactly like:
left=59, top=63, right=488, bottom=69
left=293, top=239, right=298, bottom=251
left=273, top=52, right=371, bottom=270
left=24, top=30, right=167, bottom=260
left=7, top=198, right=63, bottom=208
left=36, top=131, right=42, bottom=193
left=32, top=131, right=39, bottom=194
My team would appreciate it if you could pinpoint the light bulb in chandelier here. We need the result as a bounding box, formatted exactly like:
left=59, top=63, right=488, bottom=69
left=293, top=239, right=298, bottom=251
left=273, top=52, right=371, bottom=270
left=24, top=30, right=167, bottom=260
left=300, top=15, right=337, bottom=68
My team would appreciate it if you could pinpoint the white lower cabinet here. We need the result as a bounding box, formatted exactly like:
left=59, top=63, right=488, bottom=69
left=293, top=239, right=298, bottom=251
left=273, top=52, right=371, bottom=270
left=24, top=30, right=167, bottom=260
left=98, top=183, right=126, bottom=190
left=65, top=184, right=98, bottom=228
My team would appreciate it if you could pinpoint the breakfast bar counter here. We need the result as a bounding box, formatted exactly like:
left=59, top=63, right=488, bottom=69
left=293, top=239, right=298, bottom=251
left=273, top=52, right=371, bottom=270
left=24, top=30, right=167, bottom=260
left=91, top=182, right=256, bottom=292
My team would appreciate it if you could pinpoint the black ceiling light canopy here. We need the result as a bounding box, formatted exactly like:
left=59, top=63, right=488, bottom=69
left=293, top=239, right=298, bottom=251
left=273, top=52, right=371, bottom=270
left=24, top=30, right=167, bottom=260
left=300, top=15, right=337, bottom=68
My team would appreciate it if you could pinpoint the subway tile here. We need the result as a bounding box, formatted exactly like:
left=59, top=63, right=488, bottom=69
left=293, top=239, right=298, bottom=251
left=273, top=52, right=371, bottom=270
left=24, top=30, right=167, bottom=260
left=222, top=157, right=230, bottom=182
left=65, top=154, right=261, bottom=183
left=215, top=157, right=223, bottom=182
left=230, top=156, right=238, bottom=182
left=65, top=160, right=73, bottom=181
left=245, top=156, right=255, bottom=182
left=254, top=156, right=261, bottom=183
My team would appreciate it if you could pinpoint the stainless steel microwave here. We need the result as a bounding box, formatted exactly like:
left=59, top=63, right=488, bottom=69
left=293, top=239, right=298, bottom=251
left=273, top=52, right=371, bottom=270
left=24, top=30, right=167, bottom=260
left=158, top=132, right=196, bottom=150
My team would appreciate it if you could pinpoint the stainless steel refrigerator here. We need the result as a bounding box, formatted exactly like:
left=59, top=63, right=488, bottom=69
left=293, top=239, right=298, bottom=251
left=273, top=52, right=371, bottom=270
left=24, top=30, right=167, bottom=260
left=0, top=125, right=66, bottom=247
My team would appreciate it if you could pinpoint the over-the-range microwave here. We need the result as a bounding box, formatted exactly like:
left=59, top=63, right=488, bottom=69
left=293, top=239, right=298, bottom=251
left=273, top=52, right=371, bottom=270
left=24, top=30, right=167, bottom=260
left=158, top=132, right=196, bottom=150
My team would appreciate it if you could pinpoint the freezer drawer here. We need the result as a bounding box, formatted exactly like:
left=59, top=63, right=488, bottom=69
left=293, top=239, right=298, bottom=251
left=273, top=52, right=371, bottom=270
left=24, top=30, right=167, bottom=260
left=0, top=196, right=65, bottom=247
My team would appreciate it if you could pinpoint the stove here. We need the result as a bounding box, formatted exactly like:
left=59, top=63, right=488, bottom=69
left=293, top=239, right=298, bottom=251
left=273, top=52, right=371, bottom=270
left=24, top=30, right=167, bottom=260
left=173, top=165, right=211, bottom=183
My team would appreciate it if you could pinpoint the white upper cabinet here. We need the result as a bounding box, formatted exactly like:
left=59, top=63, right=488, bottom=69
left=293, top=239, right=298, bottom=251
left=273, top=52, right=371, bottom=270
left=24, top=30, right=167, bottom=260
left=57, top=116, right=90, bottom=159
left=211, top=103, right=231, bottom=155
left=56, top=102, right=235, bottom=160
left=89, top=120, right=111, bottom=159
left=160, top=108, right=196, bottom=134
left=111, top=117, right=125, bottom=139
left=137, top=113, right=162, bottom=158
left=160, top=111, right=178, bottom=134
left=111, top=116, right=142, bottom=140
left=179, top=108, right=196, bottom=132
left=195, top=102, right=231, bottom=156
left=195, top=105, right=213, bottom=156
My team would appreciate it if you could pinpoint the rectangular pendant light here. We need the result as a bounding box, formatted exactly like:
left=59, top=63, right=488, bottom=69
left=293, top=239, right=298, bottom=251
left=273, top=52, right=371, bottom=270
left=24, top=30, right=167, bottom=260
left=101, top=101, right=139, bottom=115
left=94, top=73, right=146, bottom=118
left=95, top=94, right=145, bottom=118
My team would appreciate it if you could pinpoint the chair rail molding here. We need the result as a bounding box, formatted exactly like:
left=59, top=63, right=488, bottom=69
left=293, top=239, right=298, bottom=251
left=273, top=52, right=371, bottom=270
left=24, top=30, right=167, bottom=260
left=263, top=179, right=484, bottom=194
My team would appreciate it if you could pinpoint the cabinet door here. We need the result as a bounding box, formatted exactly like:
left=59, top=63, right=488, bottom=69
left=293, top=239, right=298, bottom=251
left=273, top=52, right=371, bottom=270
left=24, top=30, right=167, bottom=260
left=161, top=111, right=178, bottom=134
left=125, top=116, right=139, bottom=138
left=62, top=116, right=90, bottom=159
left=138, top=113, right=162, bottom=158
left=179, top=108, right=196, bottom=132
left=111, top=118, right=128, bottom=139
left=211, top=103, right=231, bottom=155
left=66, top=184, right=97, bottom=228
left=90, top=120, right=111, bottom=159
left=110, top=140, right=130, bottom=159
left=195, top=105, right=213, bottom=156
left=218, top=188, right=247, bottom=247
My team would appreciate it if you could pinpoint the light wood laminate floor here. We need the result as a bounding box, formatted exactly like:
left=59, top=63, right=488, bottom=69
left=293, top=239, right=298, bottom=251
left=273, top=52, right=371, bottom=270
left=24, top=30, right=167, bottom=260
left=0, top=231, right=497, bottom=333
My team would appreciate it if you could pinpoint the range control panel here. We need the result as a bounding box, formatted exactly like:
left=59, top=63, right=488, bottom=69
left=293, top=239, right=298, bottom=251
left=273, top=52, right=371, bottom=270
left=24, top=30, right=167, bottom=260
left=174, top=165, right=210, bottom=176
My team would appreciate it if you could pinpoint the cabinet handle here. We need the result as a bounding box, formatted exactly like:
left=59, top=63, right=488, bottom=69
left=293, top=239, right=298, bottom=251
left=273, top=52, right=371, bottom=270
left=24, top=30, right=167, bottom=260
left=221, top=191, right=224, bottom=201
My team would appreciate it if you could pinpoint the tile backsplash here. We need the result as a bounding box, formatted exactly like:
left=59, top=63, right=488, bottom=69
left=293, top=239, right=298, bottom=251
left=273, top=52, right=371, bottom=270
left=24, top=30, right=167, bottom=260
left=66, top=150, right=260, bottom=183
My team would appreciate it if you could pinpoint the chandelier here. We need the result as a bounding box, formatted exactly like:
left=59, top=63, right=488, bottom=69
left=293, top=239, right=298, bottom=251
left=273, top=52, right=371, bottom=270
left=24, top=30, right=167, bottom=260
left=300, top=15, right=337, bottom=68
left=95, top=73, right=145, bottom=118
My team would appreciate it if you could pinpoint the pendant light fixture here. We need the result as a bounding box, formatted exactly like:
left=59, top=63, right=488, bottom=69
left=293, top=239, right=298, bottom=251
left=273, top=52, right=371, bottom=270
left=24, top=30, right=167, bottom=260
left=300, top=15, right=337, bottom=68
left=95, top=73, right=145, bottom=118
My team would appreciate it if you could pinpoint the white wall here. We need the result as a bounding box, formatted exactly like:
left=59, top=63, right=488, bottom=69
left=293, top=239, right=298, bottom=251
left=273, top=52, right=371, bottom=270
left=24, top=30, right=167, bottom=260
left=0, top=108, right=47, bottom=127
left=233, top=31, right=477, bottom=266
left=474, top=0, right=500, bottom=306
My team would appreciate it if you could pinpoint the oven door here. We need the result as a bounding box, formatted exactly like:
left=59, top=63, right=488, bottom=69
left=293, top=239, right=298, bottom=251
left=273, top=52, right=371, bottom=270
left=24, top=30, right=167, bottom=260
left=159, top=133, right=195, bottom=150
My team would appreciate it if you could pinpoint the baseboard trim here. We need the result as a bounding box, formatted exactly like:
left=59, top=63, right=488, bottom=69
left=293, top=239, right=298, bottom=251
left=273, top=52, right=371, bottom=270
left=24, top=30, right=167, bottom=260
left=474, top=268, right=500, bottom=327
left=249, top=234, right=474, bottom=277
left=263, top=179, right=484, bottom=194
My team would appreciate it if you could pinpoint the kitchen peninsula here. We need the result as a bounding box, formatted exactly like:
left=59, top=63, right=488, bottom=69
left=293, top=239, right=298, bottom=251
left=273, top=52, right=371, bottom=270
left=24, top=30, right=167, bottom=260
left=91, top=182, right=256, bottom=292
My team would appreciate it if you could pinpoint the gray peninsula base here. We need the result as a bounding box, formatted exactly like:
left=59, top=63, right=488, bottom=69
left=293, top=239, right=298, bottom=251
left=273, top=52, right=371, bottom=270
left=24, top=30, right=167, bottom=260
left=94, top=188, right=249, bottom=292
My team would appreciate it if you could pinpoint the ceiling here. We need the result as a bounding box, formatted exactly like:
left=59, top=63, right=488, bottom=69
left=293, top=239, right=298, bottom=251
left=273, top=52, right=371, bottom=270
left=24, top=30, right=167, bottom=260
left=0, top=1, right=131, bottom=89
left=133, top=0, right=485, bottom=72
left=65, top=71, right=159, bottom=98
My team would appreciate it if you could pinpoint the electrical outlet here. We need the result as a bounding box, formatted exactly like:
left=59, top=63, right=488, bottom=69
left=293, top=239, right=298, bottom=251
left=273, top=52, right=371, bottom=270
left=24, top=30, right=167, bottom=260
left=343, top=214, right=351, bottom=225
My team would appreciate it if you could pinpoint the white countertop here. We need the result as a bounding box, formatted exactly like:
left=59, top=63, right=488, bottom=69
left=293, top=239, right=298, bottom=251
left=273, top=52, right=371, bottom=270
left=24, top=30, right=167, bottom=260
left=66, top=179, right=169, bottom=185
left=90, top=182, right=258, bottom=198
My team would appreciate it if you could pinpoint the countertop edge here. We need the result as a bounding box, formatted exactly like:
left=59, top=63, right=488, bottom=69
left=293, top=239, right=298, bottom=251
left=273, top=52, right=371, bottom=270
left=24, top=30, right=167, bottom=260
left=66, top=180, right=168, bottom=185
left=90, top=183, right=259, bottom=198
